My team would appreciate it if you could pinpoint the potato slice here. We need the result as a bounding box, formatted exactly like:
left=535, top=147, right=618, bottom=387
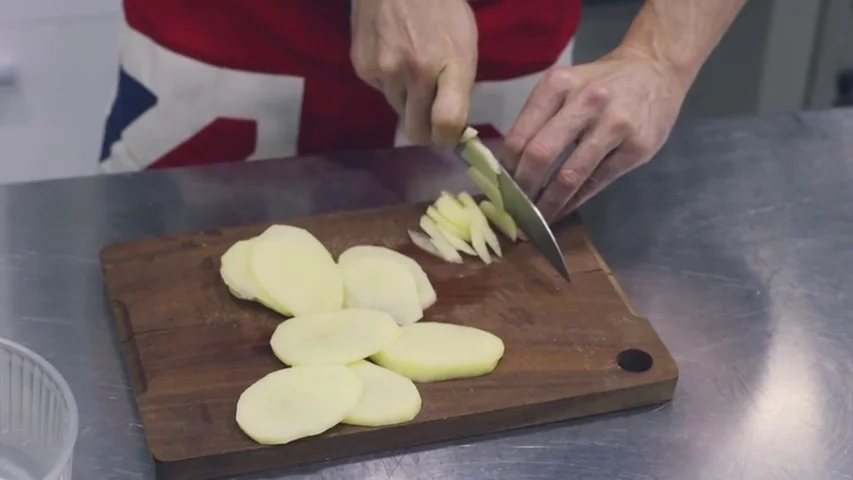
left=408, top=230, right=463, bottom=264
left=270, top=308, right=401, bottom=366
left=459, top=138, right=501, bottom=180
left=235, top=366, right=362, bottom=445
left=339, top=256, right=423, bottom=326
left=259, top=224, right=315, bottom=240
left=419, top=215, right=475, bottom=256
left=371, top=322, right=505, bottom=383
left=459, top=126, right=479, bottom=143
left=426, top=205, right=469, bottom=241
left=338, top=245, right=436, bottom=309
left=220, top=239, right=290, bottom=315
left=458, top=193, right=502, bottom=258
left=249, top=233, right=344, bottom=316
left=342, top=360, right=422, bottom=427
left=220, top=240, right=261, bottom=301
left=479, top=200, right=518, bottom=242
left=433, top=193, right=472, bottom=233
left=466, top=167, right=504, bottom=211
left=468, top=220, right=492, bottom=264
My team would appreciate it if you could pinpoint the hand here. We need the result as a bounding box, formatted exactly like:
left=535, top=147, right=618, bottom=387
left=503, top=47, right=689, bottom=222
left=350, top=0, right=478, bottom=148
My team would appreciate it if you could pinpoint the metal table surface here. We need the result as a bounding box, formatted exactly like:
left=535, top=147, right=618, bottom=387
left=1, top=107, right=852, bottom=480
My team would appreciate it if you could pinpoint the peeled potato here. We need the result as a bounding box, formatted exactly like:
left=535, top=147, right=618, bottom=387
left=458, top=193, right=502, bottom=258
left=235, top=366, right=362, bottom=445
left=270, top=308, right=401, bottom=366
left=426, top=205, right=469, bottom=241
left=468, top=220, right=492, bottom=264
left=249, top=233, right=344, bottom=316
left=459, top=126, right=480, bottom=143
left=459, top=137, right=501, bottom=179
left=434, top=193, right=472, bottom=233
left=259, top=224, right=316, bottom=240
left=419, top=215, right=475, bottom=256
left=338, top=245, right=436, bottom=310
left=371, top=322, right=505, bottom=383
left=466, top=167, right=504, bottom=211
left=342, top=360, right=422, bottom=427
left=339, top=255, right=423, bottom=326
left=408, top=229, right=463, bottom=264
left=220, top=240, right=261, bottom=301
left=479, top=200, right=518, bottom=242
left=220, top=239, right=290, bottom=315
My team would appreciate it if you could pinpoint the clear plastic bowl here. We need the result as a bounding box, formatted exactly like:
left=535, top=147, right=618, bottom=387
left=0, top=337, right=78, bottom=480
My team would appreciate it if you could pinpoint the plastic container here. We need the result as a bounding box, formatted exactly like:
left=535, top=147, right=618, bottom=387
left=0, top=337, right=78, bottom=480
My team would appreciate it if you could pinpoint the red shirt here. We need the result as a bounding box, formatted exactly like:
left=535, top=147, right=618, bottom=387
left=113, top=0, right=582, bottom=167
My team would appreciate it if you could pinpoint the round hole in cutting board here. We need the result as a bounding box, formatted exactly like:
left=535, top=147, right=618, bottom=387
left=616, top=348, right=653, bottom=373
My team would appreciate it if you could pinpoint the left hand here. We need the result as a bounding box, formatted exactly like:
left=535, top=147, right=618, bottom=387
left=503, top=46, right=689, bottom=222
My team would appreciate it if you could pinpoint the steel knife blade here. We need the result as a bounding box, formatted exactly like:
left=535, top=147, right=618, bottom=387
left=454, top=128, right=571, bottom=282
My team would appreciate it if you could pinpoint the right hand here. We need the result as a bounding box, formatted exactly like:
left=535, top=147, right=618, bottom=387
left=350, top=0, right=479, bottom=148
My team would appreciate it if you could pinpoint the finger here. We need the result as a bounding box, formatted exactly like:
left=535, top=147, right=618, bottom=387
left=431, top=64, right=474, bottom=148
left=535, top=123, right=624, bottom=222
left=556, top=148, right=635, bottom=217
left=512, top=97, right=598, bottom=200
left=503, top=69, right=573, bottom=172
left=380, top=77, right=407, bottom=115
left=403, top=71, right=437, bottom=145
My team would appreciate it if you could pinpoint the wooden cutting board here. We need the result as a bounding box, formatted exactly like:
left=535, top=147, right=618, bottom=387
left=99, top=200, right=678, bottom=480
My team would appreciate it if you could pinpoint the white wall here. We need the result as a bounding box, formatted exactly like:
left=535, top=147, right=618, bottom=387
left=0, top=0, right=121, bottom=185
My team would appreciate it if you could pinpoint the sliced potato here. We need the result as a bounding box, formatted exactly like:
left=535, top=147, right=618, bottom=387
left=249, top=233, right=343, bottom=316
left=342, top=360, right=422, bottom=427
left=419, top=215, right=475, bottom=256
left=259, top=224, right=316, bottom=240
left=408, top=230, right=463, bottom=264
left=338, top=245, right=436, bottom=310
left=235, top=366, right=362, bottom=445
left=468, top=221, right=492, bottom=264
left=220, top=239, right=290, bottom=315
left=458, top=193, right=502, bottom=258
left=459, top=126, right=479, bottom=143
left=339, top=255, right=423, bottom=326
left=466, top=167, right=504, bottom=211
left=371, top=322, right=506, bottom=383
left=479, top=200, right=518, bottom=242
left=220, top=240, right=261, bottom=301
left=270, top=308, right=401, bottom=366
left=426, top=205, right=469, bottom=241
left=434, top=193, right=472, bottom=233
left=460, top=138, right=501, bottom=179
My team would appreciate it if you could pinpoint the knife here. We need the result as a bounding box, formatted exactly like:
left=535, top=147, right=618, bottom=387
left=453, top=127, right=572, bottom=282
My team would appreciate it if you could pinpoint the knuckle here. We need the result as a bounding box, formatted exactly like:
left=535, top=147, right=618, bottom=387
left=504, top=134, right=527, bottom=157
left=405, top=55, right=431, bottom=79
left=377, top=52, right=401, bottom=77
left=580, top=84, right=611, bottom=107
left=627, top=135, right=658, bottom=159
left=525, top=141, right=558, bottom=166
left=542, top=68, right=574, bottom=90
left=555, top=167, right=585, bottom=190
left=607, top=114, right=634, bottom=136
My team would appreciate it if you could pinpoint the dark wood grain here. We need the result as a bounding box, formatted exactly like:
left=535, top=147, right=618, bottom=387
left=99, top=199, right=679, bottom=480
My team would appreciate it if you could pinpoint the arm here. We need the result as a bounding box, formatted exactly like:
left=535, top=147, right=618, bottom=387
left=617, top=0, right=750, bottom=89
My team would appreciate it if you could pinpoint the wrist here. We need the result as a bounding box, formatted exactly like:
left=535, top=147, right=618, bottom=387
left=614, top=38, right=702, bottom=93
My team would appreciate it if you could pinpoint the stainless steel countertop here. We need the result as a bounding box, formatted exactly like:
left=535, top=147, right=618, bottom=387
left=2, top=107, right=852, bottom=480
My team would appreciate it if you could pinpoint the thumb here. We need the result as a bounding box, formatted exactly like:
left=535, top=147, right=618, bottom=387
left=431, top=63, right=474, bottom=148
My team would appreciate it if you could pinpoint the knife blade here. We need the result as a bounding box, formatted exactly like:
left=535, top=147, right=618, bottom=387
left=454, top=127, right=571, bottom=282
